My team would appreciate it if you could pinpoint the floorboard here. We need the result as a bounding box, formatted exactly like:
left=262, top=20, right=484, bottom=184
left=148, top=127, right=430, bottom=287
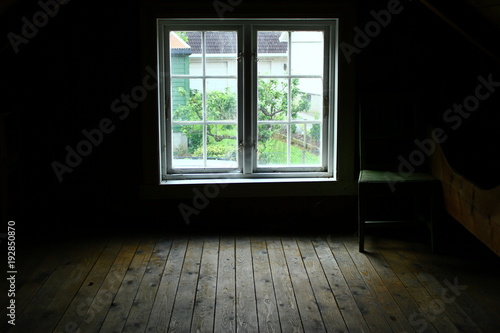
left=266, top=236, right=303, bottom=333
left=190, top=235, right=219, bottom=333
left=214, top=236, right=236, bottom=333
left=251, top=237, right=281, bottom=333
left=235, top=236, right=258, bottom=333
left=4, top=231, right=500, bottom=333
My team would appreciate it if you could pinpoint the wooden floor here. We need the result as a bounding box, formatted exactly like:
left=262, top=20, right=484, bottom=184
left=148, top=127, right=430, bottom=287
left=2, top=230, right=500, bottom=333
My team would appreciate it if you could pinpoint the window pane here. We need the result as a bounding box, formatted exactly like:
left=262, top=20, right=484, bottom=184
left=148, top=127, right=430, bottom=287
left=291, top=78, right=322, bottom=121
left=257, top=31, right=289, bottom=75
left=257, top=124, right=288, bottom=166
left=291, top=31, right=324, bottom=76
left=206, top=124, right=238, bottom=168
left=172, top=125, right=203, bottom=168
left=258, top=78, right=288, bottom=121
left=170, top=31, right=202, bottom=76
left=290, top=123, right=321, bottom=166
left=162, top=21, right=333, bottom=177
left=206, top=79, right=237, bottom=121
left=171, top=79, right=203, bottom=121
left=205, top=31, right=238, bottom=76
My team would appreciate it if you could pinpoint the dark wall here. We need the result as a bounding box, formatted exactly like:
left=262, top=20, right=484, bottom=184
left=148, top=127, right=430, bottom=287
left=2, top=0, right=144, bottom=236
left=357, top=0, right=500, bottom=189
left=2, top=0, right=498, bottom=238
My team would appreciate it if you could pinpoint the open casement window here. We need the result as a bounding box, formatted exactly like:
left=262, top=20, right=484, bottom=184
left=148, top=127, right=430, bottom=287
left=157, top=19, right=338, bottom=181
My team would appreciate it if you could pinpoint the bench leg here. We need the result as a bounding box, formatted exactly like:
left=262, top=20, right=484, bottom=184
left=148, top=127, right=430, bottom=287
left=358, top=191, right=365, bottom=252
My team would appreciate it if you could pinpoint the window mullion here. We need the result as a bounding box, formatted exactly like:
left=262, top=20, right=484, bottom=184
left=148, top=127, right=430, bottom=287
left=243, top=24, right=254, bottom=174
left=202, top=31, right=208, bottom=168
left=287, top=31, right=292, bottom=166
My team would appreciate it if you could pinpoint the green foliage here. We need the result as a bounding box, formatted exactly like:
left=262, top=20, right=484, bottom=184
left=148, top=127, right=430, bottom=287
left=257, top=78, right=310, bottom=121
left=175, top=87, right=202, bottom=121
left=309, top=123, right=321, bottom=143
left=194, top=140, right=236, bottom=160
left=258, top=138, right=320, bottom=165
left=207, top=88, right=237, bottom=120
left=174, top=78, right=318, bottom=163
left=175, top=31, right=189, bottom=43
left=174, top=87, right=236, bottom=122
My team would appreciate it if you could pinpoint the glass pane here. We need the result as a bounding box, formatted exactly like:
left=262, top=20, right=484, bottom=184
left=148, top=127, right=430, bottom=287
left=172, top=125, right=203, bottom=168
left=291, top=123, right=321, bottom=166
left=170, top=31, right=202, bottom=76
left=206, top=124, right=238, bottom=168
left=291, top=78, right=322, bottom=121
left=291, top=31, right=324, bottom=76
left=171, top=79, right=203, bottom=121
left=257, top=124, right=288, bottom=166
left=205, top=31, right=238, bottom=76
left=206, top=79, right=237, bottom=121
left=257, top=31, right=289, bottom=75
left=258, top=78, right=288, bottom=121
left=308, top=123, right=322, bottom=156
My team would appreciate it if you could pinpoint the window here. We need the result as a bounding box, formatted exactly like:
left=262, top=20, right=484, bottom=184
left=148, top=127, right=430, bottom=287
left=157, top=19, right=337, bottom=181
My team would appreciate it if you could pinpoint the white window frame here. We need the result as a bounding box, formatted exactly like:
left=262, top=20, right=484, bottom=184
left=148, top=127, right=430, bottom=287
left=157, top=19, right=338, bottom=182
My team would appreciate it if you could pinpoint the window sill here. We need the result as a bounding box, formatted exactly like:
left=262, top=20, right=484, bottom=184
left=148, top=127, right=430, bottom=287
left=140, top=178, right=357, bottom=199
left=162, top=176, right=336, bottom=186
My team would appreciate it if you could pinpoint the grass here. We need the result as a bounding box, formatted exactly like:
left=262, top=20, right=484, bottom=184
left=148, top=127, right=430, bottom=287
left=258, top=139, right=320, bottom=165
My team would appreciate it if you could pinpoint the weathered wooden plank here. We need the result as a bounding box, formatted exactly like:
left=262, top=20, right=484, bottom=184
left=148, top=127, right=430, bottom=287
left=122, top=236, right=173, bottom=333
left=5, top=232, right=499, bottom=333
left=413, top=236, right=499, bottom=332
left=326, top=235, right=393, bottom=333
left=431, top=141, right=500, bottom=256
left=235, top=236, right=258, bottom=333
left=311, top=237, right=370, bottom=333
left=53, top=236, right=126, bottom=333
left=362, top=243, right=439, bottom=333
left=385, top=237, right=489, bottom=333
left=168, top=236, right=204, bottom=333
left=191, top=235, right=219, bottom=333
left=145, top=236, right=188, bottom=333
left=11, top=237, right=107, bottom=333
left=250, top=237, right=281, bottom=333
left=266, top=236, right=303, bottom=333
left=72, top=236, right=141, bottom=333
left=281, top=237, right=326, bottom=333
left=98, top=237, right=157, bottom=333
left=342, top=236, right=416, bottom=332
left=414, top=270, right=481, bottom=333
left=214, top=236, right=236, bottom=333
left=9, top=239, right=73, bottom=316
left=376, top=239, right=463, bottom=333
left=387, top=235, right=500, bottom=333
left=296, top=238, right=348, bottom=333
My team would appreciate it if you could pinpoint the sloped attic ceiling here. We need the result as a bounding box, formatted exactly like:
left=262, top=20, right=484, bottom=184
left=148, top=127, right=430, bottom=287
left=464, top=0, right=500, bottom=31
left=419, top=0, right=500, bottom=63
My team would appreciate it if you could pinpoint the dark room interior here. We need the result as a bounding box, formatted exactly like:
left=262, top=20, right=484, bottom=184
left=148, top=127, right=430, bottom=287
left=1, top=0, right=499, bottom=332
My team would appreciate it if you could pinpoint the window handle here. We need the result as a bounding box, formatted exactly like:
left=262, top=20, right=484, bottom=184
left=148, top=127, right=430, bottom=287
left=237, top=51, right=243, bottom=62
left=238, top=140, right=256, bottom=151
left=253, top=52, right=259, bottom=62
